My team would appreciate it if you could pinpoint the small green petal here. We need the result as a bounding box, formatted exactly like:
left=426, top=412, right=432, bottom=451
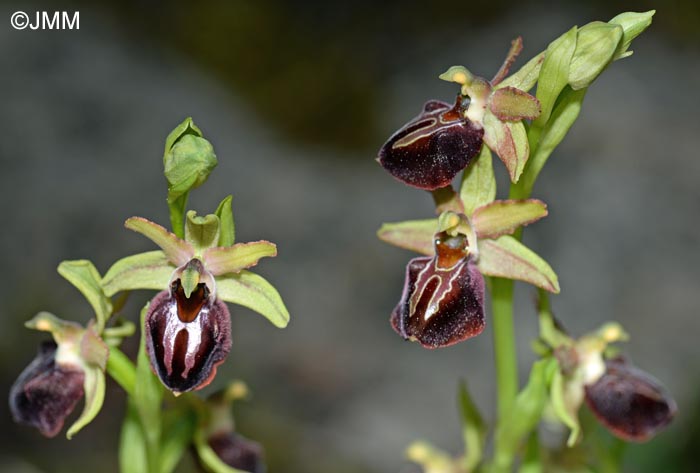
left=215, top=195, right=236, bottom=246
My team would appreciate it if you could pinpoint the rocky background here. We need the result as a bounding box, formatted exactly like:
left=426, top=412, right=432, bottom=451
left=0, top=1, right=698, bottom=472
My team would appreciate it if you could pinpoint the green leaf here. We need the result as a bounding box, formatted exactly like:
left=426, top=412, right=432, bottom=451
left=215, top=195, right=236, bottom=246
left=160, top=407, right=197, bottom=473
left=377, top=219, right=437, bottom=256
left=185, top=211, right=221, bottom=253
left=496, top=52, right=545, bottom=92
left=120, top=400, right=148, bottom=473
left=478, top=235, right=560, bottom=293
left=125, top=217, right=194, bottom=265
left=460, top=146, right=496, bottom=217
left=134, top=304, right=165, bottom=472
left=472, top=199, right=548, bottom=239
left=459, top=381, right=486, bottom=471
left=102, top=251, right=174, bottom=297
left=489, top=87, right=541, bottom=121
left=57, top=260, right=112, bottom=332
left=493, top=358, right=557, bottom=470
left=483, top=110, right=529, bottom=183
left=193, top=428, right=248, bottom=473
left=217, top=270, right=290, bottom=328
left=569, top=22, right=623, bottom=90
left=67, top=365, right=106, bottom=439
left=204, top=241, right=277, bottom=276
left=609, top=10, right=655, bottom=60
left=534, top=26, right=577, bottom=127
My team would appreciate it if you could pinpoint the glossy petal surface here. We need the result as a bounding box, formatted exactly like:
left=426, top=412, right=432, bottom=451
left=391, top=233, right=485, bottom=348
left=9, top=341, right=85, bottom=437
left=378, top=98, right=484, bottom=190
left=584, top=359, right=677, bottom=442
left=146, top=284, right=231, bottom=393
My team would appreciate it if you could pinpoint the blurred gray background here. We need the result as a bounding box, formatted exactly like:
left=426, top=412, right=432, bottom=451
left=0, top=1, right=698, bottom=472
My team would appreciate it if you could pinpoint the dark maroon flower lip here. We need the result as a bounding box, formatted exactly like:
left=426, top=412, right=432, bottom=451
left=146, top=280, right=232, bottom=393
left=378, top=96, right=484, bottom=191
left=208, top=432, right=266, bottom=473
left=9, top=341, right=85, bottom=438
left=584, top=358, right=677, bottom=442
left=391, top=231, right=484, bottom=349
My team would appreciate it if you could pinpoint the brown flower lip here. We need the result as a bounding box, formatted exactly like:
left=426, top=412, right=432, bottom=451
left=584, top=358, right=677, bottom=442
left=208, top=432, right=266, bottom=473
left=391, top=232, right=485, bottom=349
left=146, top=277, right=232, bottom=394
left=9, top=341, right=85, bottom=438
left=378, top=96, right=484, bottom=191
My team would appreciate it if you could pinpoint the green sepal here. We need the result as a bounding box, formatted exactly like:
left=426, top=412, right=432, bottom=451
left=569, top=22, right=623, bottom=90
left=550, top=367, right=582, bottom=446
left=534, top=26, right=577, bottom=127
left=496, top=52, right=545, bottom=92
left=217, top=270, right=290, bottom=328
left=160, top=406, right=197, bottom=473
left=472, top=199, right=548, bottom=239
left=67, top=362, right=107, bottom=439
left=185, top=211, right=221, bottom=253
left=478, top=235, right=560, bottom=293
left=163, top=119, right=217, bottom=203
left=489, top=87, right=541, bottom=121
left=193, top=427, right=248, bottom=473
left=215, top=195, right=236, bottom=246
left=493, top=358, right=557, bottom=469
left=460, top=146, right=496, bottom=217
left=125, top=217, right=194, bottom=265
left=102, top=251, right=174, bottom=297
left=483, top=110, right=529, bottom=182
left=377, top=219, right=437, bottom=256
left=203, top=241, right=278, bottom=276
left=609, top=10, right=655, bottom=60
left=57, top=260, right=112, bottom=332
left=164, top=117, right=203, bottom=157
left=68, top=325, right=109, bottom=438
left=459, top=381, right=486, bottom=471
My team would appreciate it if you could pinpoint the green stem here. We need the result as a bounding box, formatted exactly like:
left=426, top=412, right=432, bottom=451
left=491, top=277, right=518, bottom=422
left=168, top=192, right=189, bottom=238
left=106, top=346, right=136, bottom=396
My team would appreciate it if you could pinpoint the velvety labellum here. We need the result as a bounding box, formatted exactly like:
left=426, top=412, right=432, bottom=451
left=208, top=432, right=266, bottom=473
left=9, top=341, right=85, bottom=437
left=391, top=233, right=485, bottom=348
left=146, top=280, right=231, bottom=393
left=584, top=358, right=677, bottom=442
left=378, top=97, right=484, bottom=190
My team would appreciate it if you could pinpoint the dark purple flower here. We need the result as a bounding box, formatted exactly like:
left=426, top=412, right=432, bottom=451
left=584, top=358, right=677, bottom=442
left=146, top=259, right=232, bottom=393
left=9, top=341, right=85, bottom=437
left=378, top=96, right=484, bottom=190
left=391, top=231, right=485, bottom=348
left=208, top=432, right=266, bottom=473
